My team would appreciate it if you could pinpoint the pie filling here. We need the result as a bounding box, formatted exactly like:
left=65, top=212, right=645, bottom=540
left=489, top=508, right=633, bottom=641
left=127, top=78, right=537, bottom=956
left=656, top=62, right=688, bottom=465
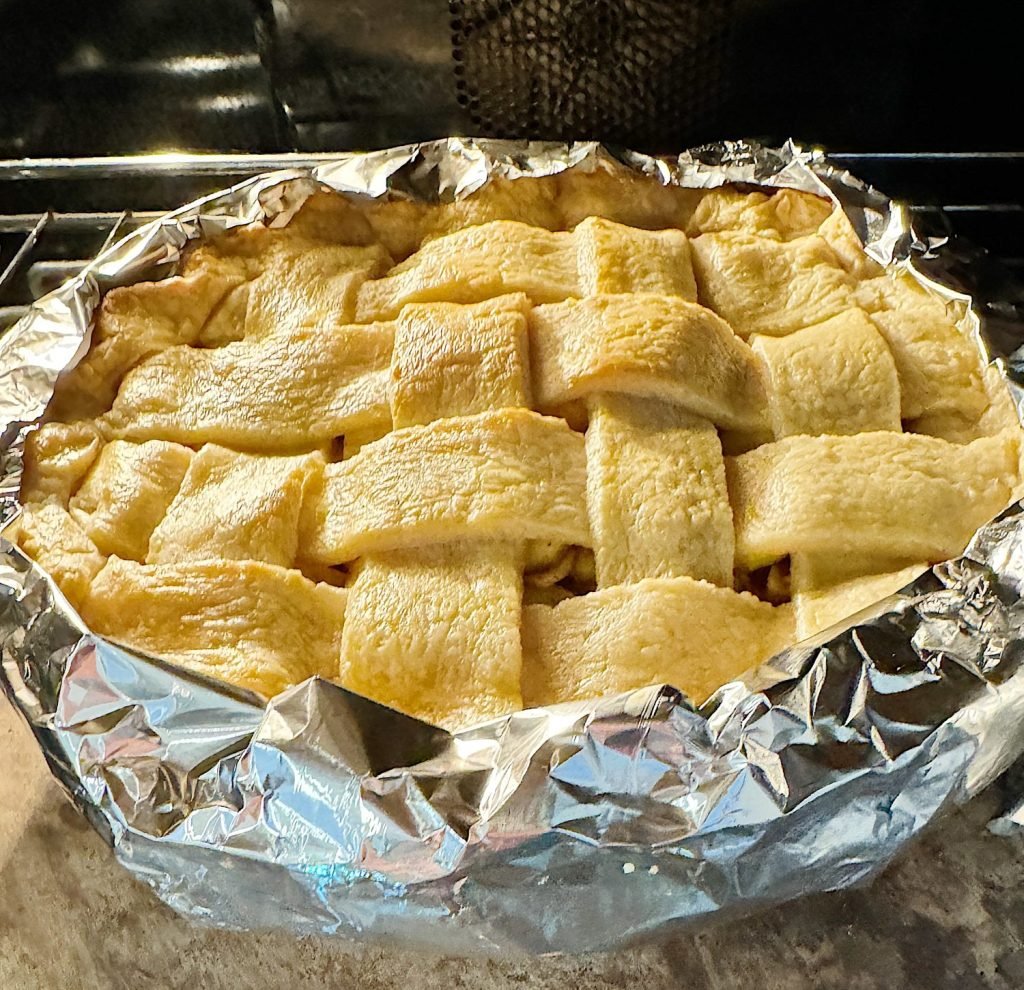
left=12, top=176, right=1023, bottom=729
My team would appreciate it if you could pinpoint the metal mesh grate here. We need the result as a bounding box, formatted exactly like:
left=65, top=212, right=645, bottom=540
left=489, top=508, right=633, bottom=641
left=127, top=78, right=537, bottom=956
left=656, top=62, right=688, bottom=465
left=448, top=0, right=734, bottom=147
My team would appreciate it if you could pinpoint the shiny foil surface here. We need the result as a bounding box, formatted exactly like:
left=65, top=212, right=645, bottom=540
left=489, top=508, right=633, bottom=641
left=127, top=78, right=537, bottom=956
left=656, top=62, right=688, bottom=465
left=3, top=139, right=1024, bottom=954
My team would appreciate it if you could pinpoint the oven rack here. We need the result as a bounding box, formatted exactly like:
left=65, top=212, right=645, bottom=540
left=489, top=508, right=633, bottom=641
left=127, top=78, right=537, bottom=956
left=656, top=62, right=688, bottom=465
left=2, top=152, right=1022, bottom=336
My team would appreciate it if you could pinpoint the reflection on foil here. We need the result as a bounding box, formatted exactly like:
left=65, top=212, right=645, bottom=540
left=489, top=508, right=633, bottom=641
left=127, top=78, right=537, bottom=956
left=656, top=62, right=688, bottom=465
left=3, top=139, right=1024, bottom=953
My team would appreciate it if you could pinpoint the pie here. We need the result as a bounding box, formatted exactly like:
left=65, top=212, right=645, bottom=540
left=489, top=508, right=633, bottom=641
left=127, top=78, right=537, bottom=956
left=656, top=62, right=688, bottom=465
left=11, top=171, right=1022, bottom=730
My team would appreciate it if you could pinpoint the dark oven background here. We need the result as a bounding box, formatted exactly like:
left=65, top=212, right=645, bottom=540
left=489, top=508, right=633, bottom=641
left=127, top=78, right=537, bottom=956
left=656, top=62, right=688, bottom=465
left=0, top=0, right=1016, bottom=156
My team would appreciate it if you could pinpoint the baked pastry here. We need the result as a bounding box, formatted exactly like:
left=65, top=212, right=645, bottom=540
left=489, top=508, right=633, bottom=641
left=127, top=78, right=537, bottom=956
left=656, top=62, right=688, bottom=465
left=11, top=173, right=1022, bottom=729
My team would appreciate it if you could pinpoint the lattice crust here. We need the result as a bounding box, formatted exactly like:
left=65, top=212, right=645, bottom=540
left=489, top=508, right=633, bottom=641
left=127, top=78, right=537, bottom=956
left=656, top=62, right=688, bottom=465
left=686, top=187, right=835, bottom=241
left=529, top=294, right=767, bottom=429
left=690, top=232, right=857, bottom=338
left=21, top=421, right=102, bottom=503
left=69, top=439, right=193, bottom=560
left=48, top=271, right=245, bottom=421
left=790, top=553, right=929, bottom=640
left=854, top=273, right=988, bottom=421
left=340, top=542, right=525, bottom=727
left=521, top=577, right=796, bottom=709
left=752, top=310, right=902, bottom=438
left=103, top=321, right=395, bottom=451
left=147, top=447, right=323, bottom=568
left=585, top=395, right=734, bottom=588
left=81, top=558, right=347, bottom=698
left=727, top=431, right=1018, bottom=568
left=304, top=409, right=590, bottom=563
left=391, top=296, right=533, bottom=427
left=355, top=217, right=697, bottom=321
left=17, top=501, right=106, bottom=610
left=13, top=177, right=1023, bottom=729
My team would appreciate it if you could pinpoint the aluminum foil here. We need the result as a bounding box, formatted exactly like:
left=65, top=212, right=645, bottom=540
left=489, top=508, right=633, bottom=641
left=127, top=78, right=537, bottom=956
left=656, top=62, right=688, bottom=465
left=3, top=138, right=1024, bottom=955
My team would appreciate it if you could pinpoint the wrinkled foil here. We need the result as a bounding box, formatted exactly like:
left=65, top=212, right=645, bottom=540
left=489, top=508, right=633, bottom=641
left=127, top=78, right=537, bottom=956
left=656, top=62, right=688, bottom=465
left=3, top=139, right=1024, bottom=955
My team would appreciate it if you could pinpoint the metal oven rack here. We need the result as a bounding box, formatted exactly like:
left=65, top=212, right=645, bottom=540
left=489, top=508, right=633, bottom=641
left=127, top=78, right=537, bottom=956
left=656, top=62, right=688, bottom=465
left=2, top=152, right=1023, bottom=337
left=0, top=154, right=342, bottom=335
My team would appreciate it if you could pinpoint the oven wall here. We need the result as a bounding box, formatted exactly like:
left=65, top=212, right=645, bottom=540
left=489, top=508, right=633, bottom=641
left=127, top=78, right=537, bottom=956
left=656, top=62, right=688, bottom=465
left=0, top=0, right=1017, bottom=157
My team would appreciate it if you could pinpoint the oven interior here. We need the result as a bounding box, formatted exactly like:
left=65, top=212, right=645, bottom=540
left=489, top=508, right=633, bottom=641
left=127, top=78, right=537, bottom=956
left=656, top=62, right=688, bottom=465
left=1, top=0, right=1021, bottom=336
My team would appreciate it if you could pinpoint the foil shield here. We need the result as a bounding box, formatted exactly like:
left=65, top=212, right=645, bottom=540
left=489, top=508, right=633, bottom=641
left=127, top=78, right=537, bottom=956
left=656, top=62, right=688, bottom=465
left=3, top=139, right=1024, bottom=954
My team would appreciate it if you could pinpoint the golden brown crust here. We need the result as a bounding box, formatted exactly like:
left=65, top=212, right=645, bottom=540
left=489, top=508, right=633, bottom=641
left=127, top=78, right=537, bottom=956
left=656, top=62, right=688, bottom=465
left=16, top=177, right=1019, bottom=725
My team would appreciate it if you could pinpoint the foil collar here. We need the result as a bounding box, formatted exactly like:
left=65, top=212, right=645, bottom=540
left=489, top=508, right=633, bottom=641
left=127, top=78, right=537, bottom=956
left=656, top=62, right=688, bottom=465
left=3, top=138, right=1024, bottom=954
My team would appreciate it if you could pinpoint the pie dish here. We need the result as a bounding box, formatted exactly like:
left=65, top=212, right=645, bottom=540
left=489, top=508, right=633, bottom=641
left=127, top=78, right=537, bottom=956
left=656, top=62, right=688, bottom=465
left=11, top=173, right=1023, bottom=730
